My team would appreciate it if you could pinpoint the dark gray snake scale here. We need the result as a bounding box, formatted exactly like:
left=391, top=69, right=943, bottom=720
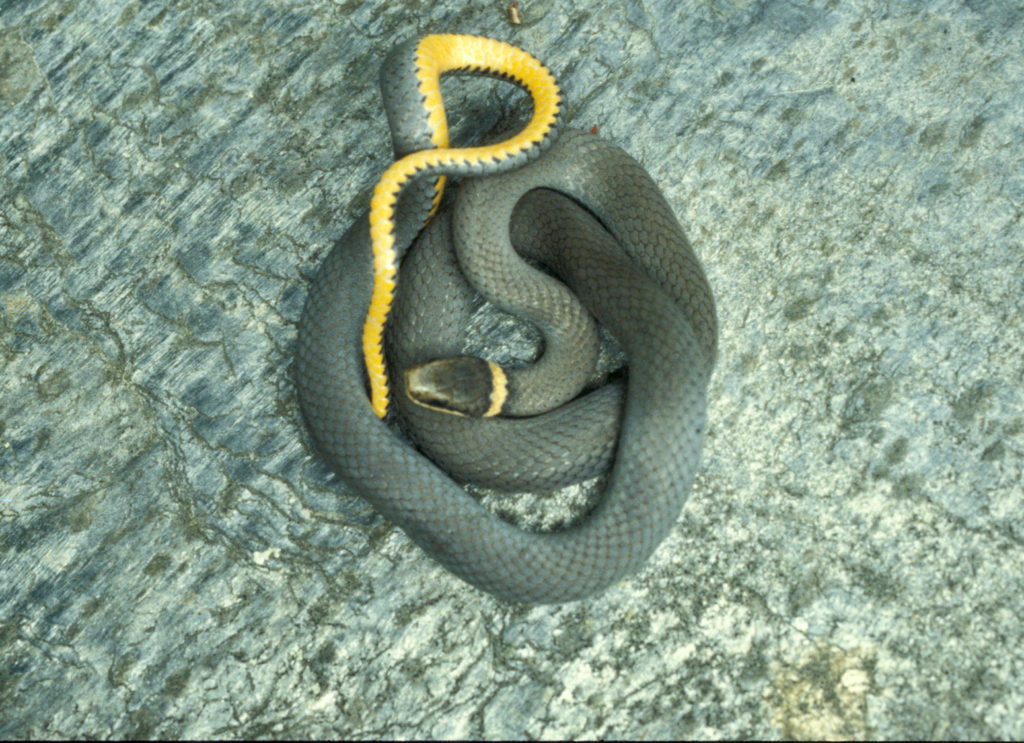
left=295, top=40, right=717, bottom=604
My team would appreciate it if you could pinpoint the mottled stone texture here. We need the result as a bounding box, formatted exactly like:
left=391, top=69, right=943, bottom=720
left=1, top=0, right=1022, bottom=738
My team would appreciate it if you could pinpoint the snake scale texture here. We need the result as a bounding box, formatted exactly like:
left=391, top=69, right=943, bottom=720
left=295, top=35, right=717, bottom=604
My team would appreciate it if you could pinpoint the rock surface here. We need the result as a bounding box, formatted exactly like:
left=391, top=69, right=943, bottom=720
left=2, top=0, right=1022, bottom=738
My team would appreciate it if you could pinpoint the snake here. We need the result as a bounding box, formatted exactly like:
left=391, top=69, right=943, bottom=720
left=295, top=34, right=717, bottom=604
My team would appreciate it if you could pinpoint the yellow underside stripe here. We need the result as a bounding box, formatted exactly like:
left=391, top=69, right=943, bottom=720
left=362, top=34, right=561, bottom=418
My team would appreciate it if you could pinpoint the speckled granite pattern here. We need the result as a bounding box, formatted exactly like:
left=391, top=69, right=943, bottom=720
left=1, top=0, right=1022, bottom=738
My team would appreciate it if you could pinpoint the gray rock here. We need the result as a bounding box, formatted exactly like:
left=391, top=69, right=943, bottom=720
left=1, top=0, right=1022, bottom=738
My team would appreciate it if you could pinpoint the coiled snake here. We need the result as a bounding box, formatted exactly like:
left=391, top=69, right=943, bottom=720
left=295, top=34, right=717, bottom=604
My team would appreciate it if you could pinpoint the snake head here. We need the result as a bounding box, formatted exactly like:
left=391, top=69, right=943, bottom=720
left=404, top=356, right=508, bottom=418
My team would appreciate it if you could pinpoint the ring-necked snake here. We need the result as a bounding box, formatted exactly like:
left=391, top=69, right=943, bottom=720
left=295, top=34, right=717, bottom=604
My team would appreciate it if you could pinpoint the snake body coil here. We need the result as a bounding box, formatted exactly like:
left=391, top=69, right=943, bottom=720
left=295, top=35, right=717, bottom=604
